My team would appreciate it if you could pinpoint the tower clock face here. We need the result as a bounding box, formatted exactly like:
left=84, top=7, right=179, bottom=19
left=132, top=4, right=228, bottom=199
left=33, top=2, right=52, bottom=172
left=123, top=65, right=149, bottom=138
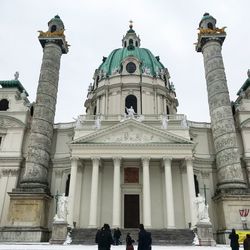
left=126, top=62, right=136, bottom=73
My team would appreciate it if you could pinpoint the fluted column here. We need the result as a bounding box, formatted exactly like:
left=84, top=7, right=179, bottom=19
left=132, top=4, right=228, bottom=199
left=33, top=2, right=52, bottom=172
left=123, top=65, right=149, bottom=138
left=163, top=157, right=175, bottom=228
left=88, top=157, right=100, bottom=228
left=112, top=157, right=121, bottom=227
left=67, top=157, right=78, bottom=227
left=142, top=157, right=151, bottom=228
left=186, top=158, right=197, bottom=227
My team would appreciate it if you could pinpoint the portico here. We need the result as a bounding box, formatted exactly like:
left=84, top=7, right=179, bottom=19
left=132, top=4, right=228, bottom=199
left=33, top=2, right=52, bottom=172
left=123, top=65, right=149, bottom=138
left=68, top=118, right=196, bottom=229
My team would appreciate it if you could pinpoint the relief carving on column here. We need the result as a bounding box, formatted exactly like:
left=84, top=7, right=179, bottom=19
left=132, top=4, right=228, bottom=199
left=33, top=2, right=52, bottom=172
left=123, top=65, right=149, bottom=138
left=91, top=157, right=100, bottom=166
left=162, top=157, right=172, bottom=166
left=141, top=157, right=150, bottom=166
left=113, top=157, right=121, bottom=166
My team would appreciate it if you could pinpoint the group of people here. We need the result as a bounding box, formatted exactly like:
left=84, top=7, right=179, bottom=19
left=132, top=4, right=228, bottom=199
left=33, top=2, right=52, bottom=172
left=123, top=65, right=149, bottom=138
left=229, top=229, right=250, bottom=250
left=95, top=223, right=152, bottom=250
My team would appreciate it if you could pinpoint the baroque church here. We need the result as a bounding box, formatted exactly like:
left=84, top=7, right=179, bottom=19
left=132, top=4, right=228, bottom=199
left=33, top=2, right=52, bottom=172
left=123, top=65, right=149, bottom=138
left=0, top=13, right=250, bottom=244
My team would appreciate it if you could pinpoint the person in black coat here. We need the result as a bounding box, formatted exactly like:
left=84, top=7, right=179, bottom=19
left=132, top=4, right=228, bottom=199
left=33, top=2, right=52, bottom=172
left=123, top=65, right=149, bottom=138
left=113, top=227, right=122, bottom=245
left=229, top=229, right=239, bottom=250
left=244, top=234, right=250, bottom=250
left=138, top=224, right=152, bottom=250
left=96, top=224, right=114, bottom=250
left=126, top=233, right=135, bottom=250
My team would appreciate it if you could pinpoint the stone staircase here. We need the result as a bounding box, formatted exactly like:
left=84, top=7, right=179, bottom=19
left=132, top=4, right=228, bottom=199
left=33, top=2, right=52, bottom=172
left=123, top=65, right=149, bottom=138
left=70, top=228, right=194, bottom=245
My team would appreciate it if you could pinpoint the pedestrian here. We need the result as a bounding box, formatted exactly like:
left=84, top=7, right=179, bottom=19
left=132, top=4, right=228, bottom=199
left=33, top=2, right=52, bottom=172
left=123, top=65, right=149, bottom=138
left=244, top=234, right=250, bottom=250
left=229, top=229, right=239, bottom=250
left=138, top=224, right=152, bottom=250
left=113, top=227, right=122, bottom=245
left=96, top=223, right=114, bottom=250
left=126, top=233, right=135, bottom=250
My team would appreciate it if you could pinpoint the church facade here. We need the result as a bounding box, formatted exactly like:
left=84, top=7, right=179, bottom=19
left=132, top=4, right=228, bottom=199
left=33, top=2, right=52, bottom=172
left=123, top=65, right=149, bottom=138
left=0, top=13, right=250, bottom=244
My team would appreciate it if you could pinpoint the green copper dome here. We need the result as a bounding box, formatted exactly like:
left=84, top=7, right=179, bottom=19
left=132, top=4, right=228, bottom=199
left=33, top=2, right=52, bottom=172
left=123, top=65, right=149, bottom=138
left=98, top=47, right=165, bottom=76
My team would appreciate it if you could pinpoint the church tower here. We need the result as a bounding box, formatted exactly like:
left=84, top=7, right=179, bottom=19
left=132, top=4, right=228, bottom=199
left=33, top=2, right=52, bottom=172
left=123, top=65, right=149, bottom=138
left=196, top=13, right=246, bottom=191
left=6, top=15, right=68, bottom=241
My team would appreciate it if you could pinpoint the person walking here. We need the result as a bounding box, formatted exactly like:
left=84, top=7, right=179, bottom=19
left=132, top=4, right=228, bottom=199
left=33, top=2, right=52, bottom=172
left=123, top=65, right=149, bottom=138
left=96, top=224, right=114, bottom=250
left=138, top=224, right=152, bottom=250
left=229, top=229, right=239, bottom=250
left=244, top=234, right=250, bottom=250
left=126, top=233, right=135, bottom=250
left=113, top=227, right=122, bottom=245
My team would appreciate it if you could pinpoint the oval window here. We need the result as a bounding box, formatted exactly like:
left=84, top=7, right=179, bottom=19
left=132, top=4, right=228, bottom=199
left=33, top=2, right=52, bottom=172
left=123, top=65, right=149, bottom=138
left=126, top=62, right=136, bottom=74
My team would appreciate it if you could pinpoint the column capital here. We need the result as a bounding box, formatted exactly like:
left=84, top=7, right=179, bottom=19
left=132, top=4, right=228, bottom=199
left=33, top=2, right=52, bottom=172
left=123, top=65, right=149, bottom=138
left=91, top=157, right=100, bottom=165
left=141, top=157, right=150, bottom=165
left=113, top=157, right=122, bottom=165
left=163, top=157, right=172, bottom=165
left=70, top=156, right=79, bottom=161
left=185, top=157, right=194, bottom=165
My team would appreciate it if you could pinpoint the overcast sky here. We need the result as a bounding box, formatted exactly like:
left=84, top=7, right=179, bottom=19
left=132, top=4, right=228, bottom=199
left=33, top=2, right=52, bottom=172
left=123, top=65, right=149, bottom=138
left=0, top=0, right=249, bottom=123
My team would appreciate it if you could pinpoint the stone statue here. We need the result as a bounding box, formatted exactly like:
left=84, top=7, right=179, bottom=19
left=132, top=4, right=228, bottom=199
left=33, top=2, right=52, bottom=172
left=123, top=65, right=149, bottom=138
left=247, top=69, right=250, bottom=78
left=94, top=115, right=101, bottom=129
left=126, top=106, right=136, bottom=118
left=14, top=71, right=19, bottom=80
left=161, top=115, right=168, bottom=129
left=181, top=116, right=188, bottom=128
left=54, top=193, right=68, bottom=222
left=195, top=193, right=210, bottom=223
left=74, top=115, right=84, bottom=128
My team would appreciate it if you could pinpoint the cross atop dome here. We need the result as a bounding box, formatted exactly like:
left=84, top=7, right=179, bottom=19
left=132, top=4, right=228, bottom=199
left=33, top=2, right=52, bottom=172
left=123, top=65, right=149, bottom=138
left=129, top=20, right=133, bottom=29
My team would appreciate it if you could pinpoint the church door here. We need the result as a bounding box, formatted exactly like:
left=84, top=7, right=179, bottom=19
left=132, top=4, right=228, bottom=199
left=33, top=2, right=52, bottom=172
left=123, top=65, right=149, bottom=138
left=124, top=194, right=140, bottom=228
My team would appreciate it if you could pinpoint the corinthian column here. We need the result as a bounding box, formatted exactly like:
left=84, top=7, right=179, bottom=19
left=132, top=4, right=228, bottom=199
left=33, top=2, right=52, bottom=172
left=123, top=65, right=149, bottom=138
left=67, top=157, right=78, bottom=228
left=142, top=157, right=151, bottom=228
left=196, top=13, right=246, bottom=191
left=163, top=157, right=175, bottom=228
left=112, top=157, right=121, bottom=227
left=88, top=157, right=100, bottom=228
left=186, top=158, right=197, bottom=227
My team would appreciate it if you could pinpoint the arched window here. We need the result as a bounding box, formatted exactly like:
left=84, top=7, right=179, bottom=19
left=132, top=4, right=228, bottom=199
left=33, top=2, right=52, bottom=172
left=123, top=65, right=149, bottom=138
left=93, top=106, right=97, bottom=116
left=65, top=174, right=70, bottom=197
left=51, top=25, right=57, bottom=33
left=129, top=39, right=133, bottom=46
left=125, top=95, right=137, bottom=114
left=194, top=175, right=199, bottom=197
left=207, top=22, right=214, bottom=29
left=135, top=41, right=138, bottom=47
left=166, top=105, right=170, bottom=115
left=0, top=99, right=9, bottom=111
left=124, top=41, right=127, bottom=47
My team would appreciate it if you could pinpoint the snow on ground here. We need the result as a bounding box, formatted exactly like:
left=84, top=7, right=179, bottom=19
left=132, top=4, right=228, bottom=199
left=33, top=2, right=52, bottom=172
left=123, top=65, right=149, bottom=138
left=0, top=244, right=234, bottom=250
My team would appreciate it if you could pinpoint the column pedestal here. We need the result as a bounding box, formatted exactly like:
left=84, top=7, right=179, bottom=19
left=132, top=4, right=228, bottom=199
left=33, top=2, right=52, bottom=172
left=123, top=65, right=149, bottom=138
left=0, top=192, right=51, bottom=242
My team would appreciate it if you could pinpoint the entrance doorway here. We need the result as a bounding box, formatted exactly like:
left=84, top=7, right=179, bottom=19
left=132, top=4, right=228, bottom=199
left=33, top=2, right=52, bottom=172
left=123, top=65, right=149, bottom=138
left=124, top=194, right=140, bottom=228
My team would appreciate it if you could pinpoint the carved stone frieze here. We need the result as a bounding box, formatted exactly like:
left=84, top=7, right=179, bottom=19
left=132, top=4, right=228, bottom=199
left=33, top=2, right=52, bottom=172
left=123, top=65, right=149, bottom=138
left=0, top=168, right=19, bottom=177
left=0, top=116, right=25, bottom=128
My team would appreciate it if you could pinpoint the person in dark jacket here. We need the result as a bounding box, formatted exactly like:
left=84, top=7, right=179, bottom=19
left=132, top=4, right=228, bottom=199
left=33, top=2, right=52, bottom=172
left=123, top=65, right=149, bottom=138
left=138, top=224, right=152, bottom=250
left=113, top=227, right=122, bottom=245
left=96, top=224, right=114, bottom=250
left=126, top=232, right=135, bottom=250
left=229, top=229, right=239, bottom=250
left=244, top=234, right=250, bottom=250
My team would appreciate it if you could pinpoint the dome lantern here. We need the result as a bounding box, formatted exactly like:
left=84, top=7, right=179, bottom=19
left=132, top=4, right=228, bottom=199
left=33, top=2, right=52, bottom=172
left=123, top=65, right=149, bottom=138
left=122, top=20, right=141, bottom=49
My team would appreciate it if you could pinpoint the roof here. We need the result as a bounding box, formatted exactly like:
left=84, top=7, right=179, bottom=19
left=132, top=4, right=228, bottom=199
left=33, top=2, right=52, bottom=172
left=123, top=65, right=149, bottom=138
left=237, top=78, right=250, bottom=95
left=0, top=80, right=29, bottom=96
left=98, top=47, right=165, bottom=76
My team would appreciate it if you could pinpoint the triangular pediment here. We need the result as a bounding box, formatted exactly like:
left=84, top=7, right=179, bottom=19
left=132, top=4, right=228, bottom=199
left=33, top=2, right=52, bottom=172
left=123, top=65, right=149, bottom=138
left=71, top=119, right=193, bottom=145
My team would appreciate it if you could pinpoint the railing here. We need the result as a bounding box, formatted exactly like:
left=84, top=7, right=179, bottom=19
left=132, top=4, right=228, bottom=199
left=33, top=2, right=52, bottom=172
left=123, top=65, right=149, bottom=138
left=77, top=114, right=186, bottom=122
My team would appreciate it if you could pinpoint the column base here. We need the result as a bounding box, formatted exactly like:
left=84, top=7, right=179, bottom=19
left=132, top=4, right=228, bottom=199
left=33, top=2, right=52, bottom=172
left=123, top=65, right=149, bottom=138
left=0, top=190, right=52, bottom=242
left=50, top=221, right=68, bottom=244
left=196, top=222, right=216, bottom=246
left=0, top=226, right=50, bottom=242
